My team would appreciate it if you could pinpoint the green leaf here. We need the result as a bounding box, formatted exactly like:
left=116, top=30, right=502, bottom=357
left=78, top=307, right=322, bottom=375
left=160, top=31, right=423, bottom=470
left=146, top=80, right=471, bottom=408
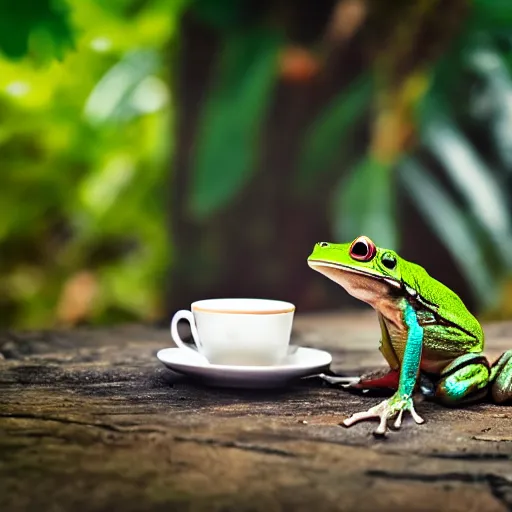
left=332, top=155, right=397, bottom=249
left=192, top=0, right=248, bottom=31
left=421, top=106, right=512, bottom=270
left=0, top=0, right=74, bottom=60
left=84, top=50, right=160, bottom=125
left=188, top=29, right=281, bottom=218
left=399, top=157, right=497, bottom=308
left=296, top=73, right=372, bottom=192
left=471, top=0, right=512, bottom=31
left=465, top=40, right=512, bottom=170
left=78, top=154, right=136, bottom=220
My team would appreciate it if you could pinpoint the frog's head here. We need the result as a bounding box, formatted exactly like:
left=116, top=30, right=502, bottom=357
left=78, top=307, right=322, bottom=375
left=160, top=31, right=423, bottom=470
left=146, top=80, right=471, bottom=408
left=307, top=235, right=402, bottom=304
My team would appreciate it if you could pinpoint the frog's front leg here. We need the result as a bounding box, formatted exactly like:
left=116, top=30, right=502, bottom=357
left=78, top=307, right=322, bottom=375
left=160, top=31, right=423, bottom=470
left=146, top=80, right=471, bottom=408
left=342, top=303, right=425, bottom=436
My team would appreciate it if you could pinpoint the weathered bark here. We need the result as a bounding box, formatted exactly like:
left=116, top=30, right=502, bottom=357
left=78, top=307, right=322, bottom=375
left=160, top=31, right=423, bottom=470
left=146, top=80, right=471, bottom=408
left=1, top=312, right=511, bottom=511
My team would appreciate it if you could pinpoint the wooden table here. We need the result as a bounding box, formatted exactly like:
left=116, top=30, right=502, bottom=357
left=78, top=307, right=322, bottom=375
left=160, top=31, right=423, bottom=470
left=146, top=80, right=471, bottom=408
left=1, top=312, right=511, bottom=512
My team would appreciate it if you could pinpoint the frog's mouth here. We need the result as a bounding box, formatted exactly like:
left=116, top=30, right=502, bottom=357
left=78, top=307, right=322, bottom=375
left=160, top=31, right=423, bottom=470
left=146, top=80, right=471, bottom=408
left=308, top=260, right=400, bottom=289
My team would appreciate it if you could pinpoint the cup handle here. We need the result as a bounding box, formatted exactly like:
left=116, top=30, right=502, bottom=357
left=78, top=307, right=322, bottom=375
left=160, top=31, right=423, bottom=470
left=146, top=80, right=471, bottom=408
left=170, top=310, right=202, bottom=352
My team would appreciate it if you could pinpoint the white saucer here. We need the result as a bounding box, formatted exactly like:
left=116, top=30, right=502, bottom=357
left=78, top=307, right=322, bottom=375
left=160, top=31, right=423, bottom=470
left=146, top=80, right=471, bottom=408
left=156, top=346, right=332, bottom=389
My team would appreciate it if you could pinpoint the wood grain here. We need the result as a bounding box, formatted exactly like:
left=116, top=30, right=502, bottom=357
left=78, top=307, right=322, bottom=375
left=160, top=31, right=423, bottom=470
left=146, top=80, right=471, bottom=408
left=1, top=311, right=511, bottom=512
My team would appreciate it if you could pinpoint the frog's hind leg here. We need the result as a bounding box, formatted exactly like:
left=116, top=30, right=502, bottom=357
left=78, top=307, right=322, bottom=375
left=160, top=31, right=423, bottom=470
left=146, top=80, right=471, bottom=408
left=318, top=313, right=400, bottom=391
left=490, top=350, right=512, bottom=404
left=435, top=353, right=490, bottom=406
left=352, top=368, right=400, bottom=390
left=316, top=368, right=399, bottom=391
left=346, top=313, right=400, bottom=391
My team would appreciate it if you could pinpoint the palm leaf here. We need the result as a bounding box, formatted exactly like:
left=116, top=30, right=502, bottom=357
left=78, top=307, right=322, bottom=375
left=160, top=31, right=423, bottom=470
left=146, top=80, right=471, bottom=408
left=296, top=73, right=372, bottom=192
left=188, top=29, right=281, bottom=219
left=422, top=112, right=512, bottom=270
left=399, top=157, right=497, bottom=308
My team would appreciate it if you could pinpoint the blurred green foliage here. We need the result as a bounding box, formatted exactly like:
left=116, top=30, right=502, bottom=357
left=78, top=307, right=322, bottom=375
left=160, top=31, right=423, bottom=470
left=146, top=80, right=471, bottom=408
left=0, top=0, right=187, bottom=327
left=189, top=28, right=282, bottom=218
left=0, top=0, right=74, bottom=60
left=4, top=0, right=512, bottom=327
left=405, top=5, right=512, bottom=311
left=186, top=0, right=512, bottom=313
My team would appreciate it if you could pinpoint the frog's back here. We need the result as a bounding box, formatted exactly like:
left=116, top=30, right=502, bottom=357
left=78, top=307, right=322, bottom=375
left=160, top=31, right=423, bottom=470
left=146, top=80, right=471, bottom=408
left=399, top=258, right=484, bottom=343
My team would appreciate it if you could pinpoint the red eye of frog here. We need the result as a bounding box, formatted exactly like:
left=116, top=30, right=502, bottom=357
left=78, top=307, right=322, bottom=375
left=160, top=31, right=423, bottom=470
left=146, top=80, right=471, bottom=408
left=349, top=236, right=376, bottom=262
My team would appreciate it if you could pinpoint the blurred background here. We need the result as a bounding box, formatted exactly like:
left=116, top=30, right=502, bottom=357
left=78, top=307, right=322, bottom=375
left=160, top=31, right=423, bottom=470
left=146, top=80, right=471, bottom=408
left=2, top=0, right=512, bottom=329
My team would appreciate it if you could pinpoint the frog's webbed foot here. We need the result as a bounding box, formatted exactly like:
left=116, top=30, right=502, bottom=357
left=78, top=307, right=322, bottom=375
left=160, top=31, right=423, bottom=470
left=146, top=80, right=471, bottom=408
left=342, top=394, right=425, bottom=436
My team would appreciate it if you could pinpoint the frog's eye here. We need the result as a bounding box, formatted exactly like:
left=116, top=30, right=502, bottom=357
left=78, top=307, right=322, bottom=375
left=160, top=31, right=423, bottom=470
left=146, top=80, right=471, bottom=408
left=382, top=253, right=397, bottom=270
left=318, top=242, right=329, bottom=248
left=349, top=236, right=376, bottom=262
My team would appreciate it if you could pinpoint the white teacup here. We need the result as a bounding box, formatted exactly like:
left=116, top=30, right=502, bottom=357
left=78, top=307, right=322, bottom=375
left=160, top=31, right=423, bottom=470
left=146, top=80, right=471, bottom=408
left=170, top=298, right=295, bottom=366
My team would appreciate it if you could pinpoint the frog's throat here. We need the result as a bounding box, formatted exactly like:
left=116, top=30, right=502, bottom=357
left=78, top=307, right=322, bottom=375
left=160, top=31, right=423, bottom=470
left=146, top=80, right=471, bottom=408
left=308, top=260, right=401, bottom=288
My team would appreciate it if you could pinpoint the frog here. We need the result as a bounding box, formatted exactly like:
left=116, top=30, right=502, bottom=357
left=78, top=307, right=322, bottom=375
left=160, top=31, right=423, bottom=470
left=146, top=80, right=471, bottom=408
left=307, top=235, right=512, bottom=436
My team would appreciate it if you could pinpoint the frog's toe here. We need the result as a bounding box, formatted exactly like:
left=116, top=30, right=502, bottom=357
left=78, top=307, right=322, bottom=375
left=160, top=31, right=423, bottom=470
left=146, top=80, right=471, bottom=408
left=342, top=396, right=424, bottom=436
left=408, top=403, right=425, bottom=425
left=393, top=409, right=404, bottom=429
left=316, top=374, right=360, bottom=386
left=388, top=401, right=424, bottom=430
left=341, top=400, right=396, bottom=436
left=341, top=406, right=381, bottom=427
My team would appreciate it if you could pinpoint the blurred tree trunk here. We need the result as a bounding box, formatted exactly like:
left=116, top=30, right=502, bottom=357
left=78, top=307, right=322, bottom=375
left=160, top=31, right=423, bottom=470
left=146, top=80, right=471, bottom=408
left=166, top=0, right=475, bottom=316
left=167, top=9, right=364, bottom=314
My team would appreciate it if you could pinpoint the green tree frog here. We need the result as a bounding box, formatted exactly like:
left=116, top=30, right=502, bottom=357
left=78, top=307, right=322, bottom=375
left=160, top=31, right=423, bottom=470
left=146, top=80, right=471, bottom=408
left=308, top=235, right=512, bottom=436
